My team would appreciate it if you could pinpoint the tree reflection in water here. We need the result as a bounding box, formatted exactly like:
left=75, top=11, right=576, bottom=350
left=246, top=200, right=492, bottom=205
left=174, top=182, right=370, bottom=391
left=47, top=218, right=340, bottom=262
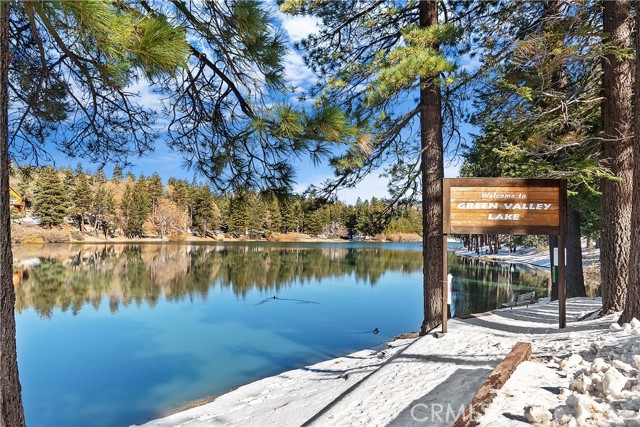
left=13, top=244, right=549, bottom=318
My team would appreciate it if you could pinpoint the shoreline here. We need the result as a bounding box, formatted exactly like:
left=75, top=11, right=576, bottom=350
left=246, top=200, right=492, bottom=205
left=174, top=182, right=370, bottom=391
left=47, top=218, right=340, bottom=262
left=11, top=226, right=423, bottom=245
left=141, top=297, right=638, bottom=427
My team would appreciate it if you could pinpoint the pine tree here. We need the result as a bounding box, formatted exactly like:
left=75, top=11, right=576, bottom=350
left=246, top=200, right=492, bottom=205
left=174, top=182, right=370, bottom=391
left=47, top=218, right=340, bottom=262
left=460, top=2, right=603, bottom=299
left=92, top=183, right=116, bottom=238
left=304, top=210, right=324, bottom=236
left=120, top=184, right=133, bottom=234
left=70, top=172, right=92, bottom=233
left=140, top=1, right=354, bottom=192
left=112, top=166, right=123, bottom=183
left=191, top=186, right=220, bottom=237
left=280, top=199, right=302, bottom=233
left=228, top=194, right=251, bottom=236
left=131, top=179, right=152, bottom=237
left=601, top=0, right=633, bottom=313
left=120, top=179, right=152, bottom=238
left=32, top=167, right=67, bottom=227
left=247, top=193, right=268, bottom=237
left=620, top=1, right=640, bottom=323
left=282, top=0, right=452, bottom=332
left=167, top=178, right=194, bottom=221
left=147, top=173, right=164, bottom=214
left=266, top=197, right=282, bottom=233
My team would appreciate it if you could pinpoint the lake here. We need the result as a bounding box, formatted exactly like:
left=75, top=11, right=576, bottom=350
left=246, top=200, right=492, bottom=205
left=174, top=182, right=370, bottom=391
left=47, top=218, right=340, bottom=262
left=12, top=242, right=549, bottom=426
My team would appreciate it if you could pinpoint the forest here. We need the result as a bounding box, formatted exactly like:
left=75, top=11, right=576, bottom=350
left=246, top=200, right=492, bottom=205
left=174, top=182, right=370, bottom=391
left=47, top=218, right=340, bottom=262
left=9, top=164, right=423, bottom=241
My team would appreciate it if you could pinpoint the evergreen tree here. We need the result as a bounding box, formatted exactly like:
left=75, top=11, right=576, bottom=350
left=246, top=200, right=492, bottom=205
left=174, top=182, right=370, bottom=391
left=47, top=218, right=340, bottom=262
left=228, top=194, right=251, bottom=236
left=265, top=197, right=282, bottom=233
left=167, top=178, right=194, bottom=221
left=140, top=1, right=354, bottom=192
left=32, top=167, right=67, bottom=227
left=61, top=167, right=75, bottom=207
left=191, top=186, right=220, bottom=237
left=147, top=173, right=165, bottom=214
left=460, top=1, right=604, bottom=299
left=70, top=172, right=92, bottom=233
left=15, top=165, right=36, bottom=202
left=112, top=166, right=123, bottom=183
left=283, top=0, right=451, bottom=332
left=621, top=1, right=640, bottom=323
left=304, top=210, right=325, bottom=236
left=214, top=194, right=231, bottom=233
left=601, top=0, right=633, bottom=313
left=120, top=184, right=133, bottom=234
left=92, top=183, right=116, bottom=238
left=247, top=193, right=268, bottom=237
left=280, top=198, right=302, bottom=233
left=121, top=179, right=151, bottom=238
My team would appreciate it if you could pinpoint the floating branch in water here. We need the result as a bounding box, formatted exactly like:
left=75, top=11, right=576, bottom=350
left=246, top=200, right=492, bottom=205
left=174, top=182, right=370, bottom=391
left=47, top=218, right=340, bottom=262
left=254, top=295, right=321, bottom=306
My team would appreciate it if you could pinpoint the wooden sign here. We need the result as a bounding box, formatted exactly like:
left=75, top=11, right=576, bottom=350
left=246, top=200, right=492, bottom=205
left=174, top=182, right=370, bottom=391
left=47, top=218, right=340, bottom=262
left=443, top=178, right=567, bottom=235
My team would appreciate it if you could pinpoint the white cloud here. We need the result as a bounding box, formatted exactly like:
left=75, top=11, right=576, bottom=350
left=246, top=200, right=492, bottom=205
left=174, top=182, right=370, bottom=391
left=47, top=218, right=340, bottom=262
left=457, top=52, right=482, bottom=74
left=279, top=15, right=320, bottom=43
left=269, top=0, right=319, bottom=91
left=127, top=80, right=164, bottom=111
left=283, top=50, right=316, bottom=88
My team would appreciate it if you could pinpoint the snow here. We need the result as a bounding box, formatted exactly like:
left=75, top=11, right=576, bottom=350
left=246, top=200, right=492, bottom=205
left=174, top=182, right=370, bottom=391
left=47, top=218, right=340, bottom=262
left=140, top=297, right=639, bottom=427
left=454, top=246, right=600, bottom=270
left=477, top=310, right=640, bottom=426
left=524, top=405, right=552, bottom=424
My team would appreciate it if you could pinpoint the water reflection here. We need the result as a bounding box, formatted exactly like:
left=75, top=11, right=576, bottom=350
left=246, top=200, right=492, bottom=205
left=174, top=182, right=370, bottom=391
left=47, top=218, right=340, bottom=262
left=449, top=255, right=549, bottom=316
left=13, top=243, right=548, bottom=319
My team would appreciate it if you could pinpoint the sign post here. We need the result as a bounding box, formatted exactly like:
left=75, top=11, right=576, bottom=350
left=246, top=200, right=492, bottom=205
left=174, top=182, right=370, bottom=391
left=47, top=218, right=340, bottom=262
left=442, top=178, right=567, bottom=333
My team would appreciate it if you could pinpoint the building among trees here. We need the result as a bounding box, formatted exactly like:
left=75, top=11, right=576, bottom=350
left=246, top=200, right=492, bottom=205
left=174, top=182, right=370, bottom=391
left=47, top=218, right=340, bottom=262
left=8, top=187, right=25, bottom=216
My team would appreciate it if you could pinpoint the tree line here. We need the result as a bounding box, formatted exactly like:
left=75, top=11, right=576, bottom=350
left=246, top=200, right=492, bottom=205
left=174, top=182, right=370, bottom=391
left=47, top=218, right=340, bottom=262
left=11, top=165, right=423, bottom=240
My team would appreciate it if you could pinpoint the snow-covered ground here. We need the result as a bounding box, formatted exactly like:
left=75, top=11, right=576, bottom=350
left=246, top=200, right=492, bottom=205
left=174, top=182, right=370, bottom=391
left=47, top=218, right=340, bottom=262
left=479, top=309, right=640, bottom=426
left=454, top=246, right=600, bottom=270
left=142, top=297, right=639, bottom=427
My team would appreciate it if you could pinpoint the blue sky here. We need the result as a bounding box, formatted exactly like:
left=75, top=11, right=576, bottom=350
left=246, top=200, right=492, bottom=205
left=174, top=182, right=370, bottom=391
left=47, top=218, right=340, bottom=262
left=41, top=3, right=464, bottom=204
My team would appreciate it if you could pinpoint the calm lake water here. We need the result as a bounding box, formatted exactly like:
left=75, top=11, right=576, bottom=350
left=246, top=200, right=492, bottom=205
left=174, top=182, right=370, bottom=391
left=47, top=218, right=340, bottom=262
left=12, top=242, right=549, bottom=426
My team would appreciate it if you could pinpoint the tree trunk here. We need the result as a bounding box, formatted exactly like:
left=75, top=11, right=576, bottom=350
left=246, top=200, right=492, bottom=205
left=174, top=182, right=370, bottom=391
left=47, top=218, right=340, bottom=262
left=566, top=203, right=586, bottom=298
left=419, top=0, right=444, bottom=335
left=620, top=1, right=640, bottom=323
left=601, top=0, right=633, bottom=313
left=0, top=1, right=26, bottom=425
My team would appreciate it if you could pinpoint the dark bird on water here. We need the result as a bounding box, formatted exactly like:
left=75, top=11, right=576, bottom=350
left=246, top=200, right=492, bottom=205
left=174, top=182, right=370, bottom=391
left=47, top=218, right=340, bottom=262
left=373, top=328, right=379, bottom=334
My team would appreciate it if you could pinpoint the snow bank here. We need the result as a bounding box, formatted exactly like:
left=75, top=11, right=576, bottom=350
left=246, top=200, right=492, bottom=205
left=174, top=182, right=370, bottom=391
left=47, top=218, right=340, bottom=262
left=478, top=311, right=640, bottom=426
left=548, top=319, right=640, bottom=426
